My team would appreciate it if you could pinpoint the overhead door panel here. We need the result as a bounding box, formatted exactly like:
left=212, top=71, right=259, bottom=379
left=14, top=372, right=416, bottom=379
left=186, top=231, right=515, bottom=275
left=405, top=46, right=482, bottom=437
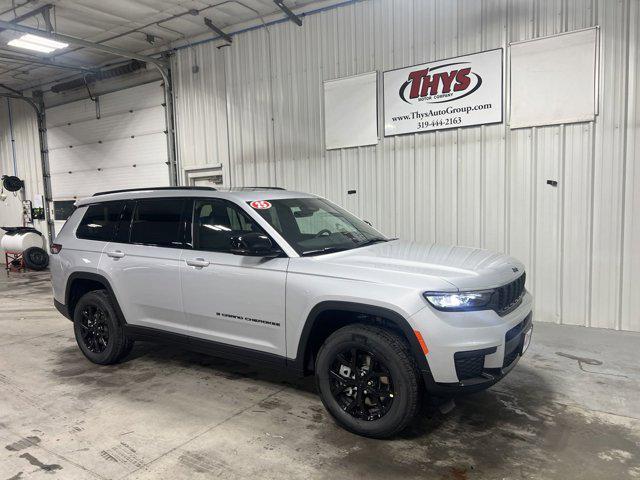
left=49, top=133, right=168, bottom=198
left=46, top=97, right=96, bottom=126
left=46, top=82, right=169, bottom=234
left=98, top=82, right=164, bottom=117
left=47, top=106, right=166, bottom=149
left=51, top=164, right=167, bottom=199
left=49, top=132, right=168, bottom=172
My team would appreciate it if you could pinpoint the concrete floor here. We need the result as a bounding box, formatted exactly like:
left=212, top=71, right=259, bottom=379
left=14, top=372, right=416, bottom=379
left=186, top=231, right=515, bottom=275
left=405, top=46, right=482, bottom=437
left=1, top=271, right=639, bottom=480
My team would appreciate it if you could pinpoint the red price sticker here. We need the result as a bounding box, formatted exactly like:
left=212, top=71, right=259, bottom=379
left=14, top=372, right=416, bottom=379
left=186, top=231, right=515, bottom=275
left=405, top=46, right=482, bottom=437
left=250, top=200, right=272, bottom=210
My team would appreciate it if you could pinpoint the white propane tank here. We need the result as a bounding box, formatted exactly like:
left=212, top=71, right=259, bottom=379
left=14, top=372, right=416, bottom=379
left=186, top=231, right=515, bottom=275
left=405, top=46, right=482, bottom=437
left=1, top=231, right=44, bottom=253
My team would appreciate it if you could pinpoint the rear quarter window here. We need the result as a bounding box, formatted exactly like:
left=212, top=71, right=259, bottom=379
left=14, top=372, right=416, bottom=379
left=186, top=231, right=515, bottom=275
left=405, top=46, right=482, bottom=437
left=55, top=205, right=82, bottom=239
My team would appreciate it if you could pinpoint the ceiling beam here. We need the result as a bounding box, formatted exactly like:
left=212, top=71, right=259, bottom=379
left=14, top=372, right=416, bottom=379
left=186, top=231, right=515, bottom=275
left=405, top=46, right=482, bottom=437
left=0, top=51, right=99, bottom=73
left=0, top=20, right=168, bottom=68
left=0, top=82, right=21, bottom=94
left=204, top=17, right=232, bottom=44
left=274, top=0, right=302, bottom=27
left=0, top=4, right=53, bottom=33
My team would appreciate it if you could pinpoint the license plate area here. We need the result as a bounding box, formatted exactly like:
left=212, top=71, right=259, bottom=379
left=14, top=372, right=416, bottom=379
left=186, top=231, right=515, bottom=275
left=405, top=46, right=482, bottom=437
left=503, top=313, right=532, bottom=368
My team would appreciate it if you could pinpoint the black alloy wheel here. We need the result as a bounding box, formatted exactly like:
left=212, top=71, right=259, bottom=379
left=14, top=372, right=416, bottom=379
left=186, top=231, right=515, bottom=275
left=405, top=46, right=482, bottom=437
left=315, top=324, right=421, bottom=438
left=73, top=290, right=133, bottom=365
left=79, top=304, right=110, bottom=354
left=329, top=347, right=395, bottom=421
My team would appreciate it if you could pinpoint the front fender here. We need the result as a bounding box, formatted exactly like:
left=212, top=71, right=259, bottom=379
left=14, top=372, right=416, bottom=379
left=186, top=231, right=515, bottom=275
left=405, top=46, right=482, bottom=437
left=288, top=299, right=430, bottom=376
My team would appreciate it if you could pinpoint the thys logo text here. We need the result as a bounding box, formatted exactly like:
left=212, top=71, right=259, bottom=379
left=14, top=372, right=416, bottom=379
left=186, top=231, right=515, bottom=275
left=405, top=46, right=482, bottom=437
left=399, top=62, right=482, bottom=104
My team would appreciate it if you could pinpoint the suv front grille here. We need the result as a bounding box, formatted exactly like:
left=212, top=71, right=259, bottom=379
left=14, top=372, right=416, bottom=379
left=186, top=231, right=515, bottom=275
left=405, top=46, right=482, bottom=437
left=491, top=273, right=526, bottom=315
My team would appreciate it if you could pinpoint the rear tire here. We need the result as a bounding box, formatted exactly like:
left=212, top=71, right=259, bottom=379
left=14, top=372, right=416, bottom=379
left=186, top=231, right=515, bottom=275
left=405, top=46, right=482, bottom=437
left=73, top=290, right=133, bottom=365
left=315, top=324, right=421, bottom=438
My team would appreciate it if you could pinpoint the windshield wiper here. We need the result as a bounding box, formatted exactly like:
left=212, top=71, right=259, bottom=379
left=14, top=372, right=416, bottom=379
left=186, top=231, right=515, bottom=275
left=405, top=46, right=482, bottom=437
left=301, top=238, right=391, bottom=256
left=354, top=238, right=390, bottom=248
left=301, top=246, right=351, bottom=256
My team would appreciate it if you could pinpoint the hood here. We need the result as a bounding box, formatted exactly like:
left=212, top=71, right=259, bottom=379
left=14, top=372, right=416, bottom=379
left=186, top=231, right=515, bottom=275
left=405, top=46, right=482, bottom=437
left=307, top=240, right=525, bottom=291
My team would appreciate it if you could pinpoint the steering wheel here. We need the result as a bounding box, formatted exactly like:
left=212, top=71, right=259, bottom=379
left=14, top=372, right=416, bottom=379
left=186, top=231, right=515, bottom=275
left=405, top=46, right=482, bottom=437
left=315, top=229, right=332, bottom=237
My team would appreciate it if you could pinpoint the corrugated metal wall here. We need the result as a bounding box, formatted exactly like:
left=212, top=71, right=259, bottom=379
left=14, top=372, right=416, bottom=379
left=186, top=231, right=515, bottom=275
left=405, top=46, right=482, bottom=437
left=177, top=0, right=636, bottom=332
left=0, top=99, right=49, bottom=243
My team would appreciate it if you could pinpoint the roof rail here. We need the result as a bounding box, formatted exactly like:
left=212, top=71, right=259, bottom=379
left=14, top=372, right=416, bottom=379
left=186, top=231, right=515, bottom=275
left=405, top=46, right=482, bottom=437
left=230, top=186, right=286, bottom=191
left=92, top=186, right=217, bottom=197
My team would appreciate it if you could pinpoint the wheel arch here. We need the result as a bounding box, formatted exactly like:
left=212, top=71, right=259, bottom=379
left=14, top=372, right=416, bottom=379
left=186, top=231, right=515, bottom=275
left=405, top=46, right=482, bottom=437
left=65, top=272, right=126, bottom=323
left=291, top=301, right=430, bottom=376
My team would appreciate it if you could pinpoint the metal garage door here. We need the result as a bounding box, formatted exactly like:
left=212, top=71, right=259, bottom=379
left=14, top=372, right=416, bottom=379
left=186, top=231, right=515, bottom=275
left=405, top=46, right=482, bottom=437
left=46, top=82, right=170, bottom=234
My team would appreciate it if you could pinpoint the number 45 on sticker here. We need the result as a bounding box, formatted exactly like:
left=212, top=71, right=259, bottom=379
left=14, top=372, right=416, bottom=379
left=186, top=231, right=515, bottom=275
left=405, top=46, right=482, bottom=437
left=250, top=200, right=272, bottom=209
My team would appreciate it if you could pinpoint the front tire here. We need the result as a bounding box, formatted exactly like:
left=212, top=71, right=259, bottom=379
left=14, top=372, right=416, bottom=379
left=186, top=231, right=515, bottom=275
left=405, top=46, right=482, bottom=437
left=73, top=290, right=133, bottom=365
left=315, top=324, right=421, bottom=438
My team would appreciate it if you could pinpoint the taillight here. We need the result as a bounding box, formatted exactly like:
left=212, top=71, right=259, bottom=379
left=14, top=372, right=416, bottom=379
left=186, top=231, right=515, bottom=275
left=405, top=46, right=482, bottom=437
left=51, top=243, right=62, bottom=254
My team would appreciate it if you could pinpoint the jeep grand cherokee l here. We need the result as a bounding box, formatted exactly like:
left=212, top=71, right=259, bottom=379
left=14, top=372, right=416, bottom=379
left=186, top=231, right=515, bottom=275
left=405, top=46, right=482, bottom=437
left=51, top=187, right=533, bottom=438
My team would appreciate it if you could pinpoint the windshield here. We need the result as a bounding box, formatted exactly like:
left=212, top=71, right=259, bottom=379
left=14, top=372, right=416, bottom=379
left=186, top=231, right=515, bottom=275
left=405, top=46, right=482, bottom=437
left=248, top=197, right=388, bottom=256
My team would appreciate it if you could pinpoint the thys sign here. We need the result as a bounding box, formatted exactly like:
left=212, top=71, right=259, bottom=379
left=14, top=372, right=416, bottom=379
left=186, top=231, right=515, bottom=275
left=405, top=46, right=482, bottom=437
left=383, top=49, right=503, bottom=136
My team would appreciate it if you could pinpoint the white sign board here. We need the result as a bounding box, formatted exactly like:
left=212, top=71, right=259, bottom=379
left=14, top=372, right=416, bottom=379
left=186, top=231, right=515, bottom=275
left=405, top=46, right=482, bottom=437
left=509, top=28, right=598, bottom=129
left=383, top=49, right=503, bottom=136
left=324, top=71, right=378, bottom=150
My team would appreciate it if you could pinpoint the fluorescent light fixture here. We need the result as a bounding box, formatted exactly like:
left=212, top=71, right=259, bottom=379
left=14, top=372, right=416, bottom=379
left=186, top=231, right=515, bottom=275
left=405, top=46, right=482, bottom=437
left=7, top=34, right=68, bottom=53
left=8, top=38, right=54, bottom=53
left=22, top=34, right=68, bottom=49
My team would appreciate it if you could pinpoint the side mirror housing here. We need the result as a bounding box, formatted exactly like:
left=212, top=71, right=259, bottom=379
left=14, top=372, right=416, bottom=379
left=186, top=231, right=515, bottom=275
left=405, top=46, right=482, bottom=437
left=230, top=233, right=280, bottom=257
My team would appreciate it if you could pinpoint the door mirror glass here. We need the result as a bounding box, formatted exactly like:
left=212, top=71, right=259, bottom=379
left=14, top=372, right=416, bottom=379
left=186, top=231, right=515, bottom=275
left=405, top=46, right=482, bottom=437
left=230, top=233, right=278, bottom=256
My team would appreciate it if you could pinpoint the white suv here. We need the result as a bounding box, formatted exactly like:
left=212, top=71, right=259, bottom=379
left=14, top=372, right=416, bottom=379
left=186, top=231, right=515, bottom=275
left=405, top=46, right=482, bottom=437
left=51, top=187, right=533, bottom=438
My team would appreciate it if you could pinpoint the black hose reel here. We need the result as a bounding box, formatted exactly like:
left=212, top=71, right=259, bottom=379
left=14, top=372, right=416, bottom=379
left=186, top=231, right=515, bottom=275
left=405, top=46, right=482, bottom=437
left=2, top=175, right=24, bottom=192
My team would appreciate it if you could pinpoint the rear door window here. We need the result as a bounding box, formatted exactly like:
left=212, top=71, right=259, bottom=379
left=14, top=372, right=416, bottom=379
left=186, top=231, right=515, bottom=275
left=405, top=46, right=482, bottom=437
left=130, top=198, right=186, bottom=248
left=76, top=201, right=125, bottom=241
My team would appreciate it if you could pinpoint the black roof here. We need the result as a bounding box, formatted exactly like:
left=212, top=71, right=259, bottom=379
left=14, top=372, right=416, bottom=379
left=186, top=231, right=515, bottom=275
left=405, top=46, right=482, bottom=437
left=92, top=186, right=287, bottom=197
left=92, top=186, right=217, bottom=196
left=226, top=187, right=286, bottom=191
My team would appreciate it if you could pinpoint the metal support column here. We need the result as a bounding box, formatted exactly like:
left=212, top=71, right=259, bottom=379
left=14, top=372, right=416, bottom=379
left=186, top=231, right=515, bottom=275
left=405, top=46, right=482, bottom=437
left=33, top=91, right=55, bottom=245
left=0, top=92, right=55, bottom=247
left=157, top=64, right=178, bottom=186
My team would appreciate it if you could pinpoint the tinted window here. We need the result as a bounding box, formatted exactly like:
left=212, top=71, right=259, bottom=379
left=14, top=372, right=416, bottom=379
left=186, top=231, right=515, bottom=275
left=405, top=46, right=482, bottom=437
left=193, top=199, right=263, bottom=252
left=76, top=202, right=124, bottom=241
left=130, top=198, right=185, bottom=247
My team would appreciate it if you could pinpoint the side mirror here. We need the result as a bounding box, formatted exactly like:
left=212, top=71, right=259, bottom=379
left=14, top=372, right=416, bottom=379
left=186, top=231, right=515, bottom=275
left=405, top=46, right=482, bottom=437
left=230, top=233, right=279, bottom=257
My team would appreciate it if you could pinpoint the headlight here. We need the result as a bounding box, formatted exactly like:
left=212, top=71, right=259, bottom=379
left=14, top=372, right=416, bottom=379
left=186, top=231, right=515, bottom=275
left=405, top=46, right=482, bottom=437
left=423, top=290, right=494, bottom=311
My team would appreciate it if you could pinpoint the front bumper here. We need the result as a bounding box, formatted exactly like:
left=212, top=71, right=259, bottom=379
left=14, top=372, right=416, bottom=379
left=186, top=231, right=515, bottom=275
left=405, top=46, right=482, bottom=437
left=410, top=291, right=533, bottom=395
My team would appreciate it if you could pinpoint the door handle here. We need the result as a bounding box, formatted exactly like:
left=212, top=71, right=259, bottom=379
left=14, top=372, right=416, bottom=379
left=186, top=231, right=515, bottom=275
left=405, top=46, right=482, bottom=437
left=186, top=258, right=210, bottom=268
left=107, top=250, right=126, bottom=259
